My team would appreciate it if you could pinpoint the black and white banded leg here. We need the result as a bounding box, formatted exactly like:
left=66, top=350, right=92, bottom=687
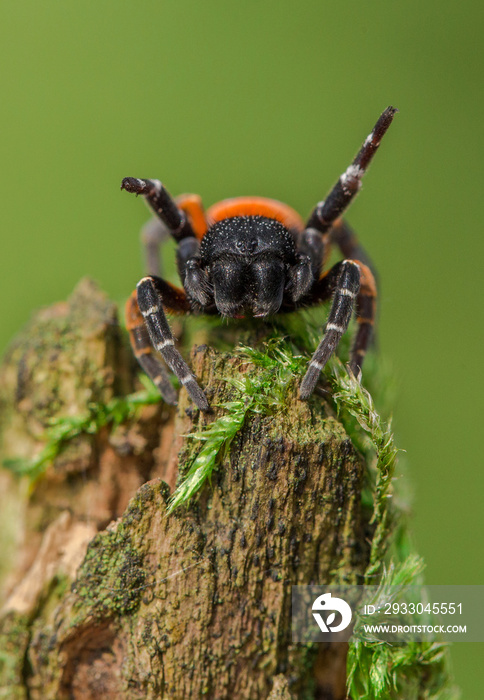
left=136, top=276, right=209, bottom=412
left=125, top=290, right=177, bottom=405
left=304, top=106, right=397, bottom=237
left=299, top=260, right=361, bottom=400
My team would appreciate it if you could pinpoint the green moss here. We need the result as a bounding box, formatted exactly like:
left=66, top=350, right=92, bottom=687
left=325, top=363, right=460, bottom=699
left=70, top=485, right=164, bottom=621
left=347, top=558, right=460, bottom=700
left=0, top=613, right=31, bottom=699
left=3, top=375, right=162, bottom=481
left=169, top=334, right=310, bottom=512
left=73, top=530, right=145, bottom=619
left=0, top=291, right=459, bottom=698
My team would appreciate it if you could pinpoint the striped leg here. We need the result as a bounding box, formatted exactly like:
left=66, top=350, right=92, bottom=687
left=125, top=291, right=177, bottom=405
left=299, top=260, right=361, bottom=400
left=297, top=227, right=329, bottom=280
left=349, top=262, right=377, bottom=374
left=136, top=276, right=209, bottom=412
left=121, top=178, right=195, bottom=242
left=305, top=106, right=397, bottom=236
left=329, top=219, right=377, bottom=283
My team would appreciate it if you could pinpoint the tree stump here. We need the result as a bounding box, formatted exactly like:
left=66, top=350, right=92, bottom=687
left=0, top=279, right=372, bottom=699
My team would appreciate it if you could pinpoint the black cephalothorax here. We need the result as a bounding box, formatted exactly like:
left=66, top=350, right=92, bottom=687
left=122, top=106, right=397, bottom=411
left=193, top=216, right=311, bottom=317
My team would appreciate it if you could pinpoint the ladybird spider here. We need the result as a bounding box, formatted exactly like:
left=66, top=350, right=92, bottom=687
left=122, top=106, right=397, bottom=412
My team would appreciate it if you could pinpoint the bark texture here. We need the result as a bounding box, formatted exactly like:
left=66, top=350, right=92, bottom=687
left=0, top=280, right=371, bottom=700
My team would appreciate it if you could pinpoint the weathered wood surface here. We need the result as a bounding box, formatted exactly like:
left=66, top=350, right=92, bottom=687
left=0, top=280, right=371, bottom=700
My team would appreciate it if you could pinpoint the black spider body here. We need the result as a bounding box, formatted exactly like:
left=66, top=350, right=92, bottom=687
left=122, top=106, right=397, bottom=412
left=194, top=216, right=308, bottom=318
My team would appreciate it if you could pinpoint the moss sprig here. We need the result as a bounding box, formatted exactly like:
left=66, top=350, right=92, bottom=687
left=2, top=375, right=161, bottom=481
left=347, top=556, right=460, bottom=700
left=324, top=359, right=459, bottom=699
left=168, top=338, right=306, bottom=512
left=326, top=357, right=399, bottom=581
left=167, top=397, right=248, bottom=513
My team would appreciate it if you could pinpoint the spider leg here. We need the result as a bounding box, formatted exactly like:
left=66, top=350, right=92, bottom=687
left=299, top=257, right=378, bottom=397
left=348, top=262, right=377, bottom=373
left=295, top=108, right=395, bottom=280
left=136, top=276, right=209, bottom=412
left=125, top=182, right=208, bottom=285
left=297, top=226, right=329, bottom=280
left=125, top=290, right=177, bottom=405
left=140, top=215, right=202, bottom=288
left=299, top=260, right=360, bottom=399
left=175, top=193, right=208, bottom=240
left=329, top=219, right=380, bottom=350
left=121, top=178, right=195, bottom=242
left=329, top=218, right=377, bottom=283
left=173, top=195, right=208, bottom=282
left=305, top=106, right=397, bottom=238
left=140, top=217, right=171, bottom=277
left=139, top=219, right=209, bottom=312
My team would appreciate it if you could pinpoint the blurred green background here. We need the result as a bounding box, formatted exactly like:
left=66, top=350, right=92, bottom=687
left=1, top=1, right=482, bottom=695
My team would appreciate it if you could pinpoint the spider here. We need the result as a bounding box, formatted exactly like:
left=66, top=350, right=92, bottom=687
left=122, top=106, right=397, bottom=412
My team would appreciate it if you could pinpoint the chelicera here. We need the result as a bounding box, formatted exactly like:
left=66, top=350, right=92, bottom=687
left=122, top=106, right=397, bottom=412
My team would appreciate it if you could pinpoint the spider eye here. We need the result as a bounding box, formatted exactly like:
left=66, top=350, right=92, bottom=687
left=235, top=238, right=258, bottom=254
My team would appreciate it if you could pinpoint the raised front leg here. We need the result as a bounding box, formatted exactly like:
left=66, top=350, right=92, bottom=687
left=305, top=106, right=397, bottom=235
left=123, top=179, right=206, bottom=284
left=121, top=178, right=195, bottom=242
left=295, top=107, right=396, bottom=281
